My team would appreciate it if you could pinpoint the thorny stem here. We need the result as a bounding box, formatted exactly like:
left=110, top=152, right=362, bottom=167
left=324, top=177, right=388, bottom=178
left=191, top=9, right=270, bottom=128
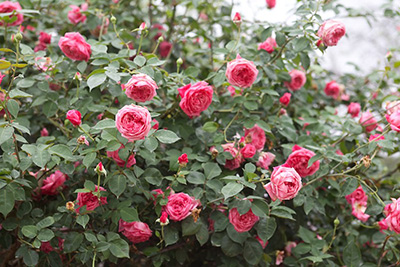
left=378, top=235, right=393, bottom=267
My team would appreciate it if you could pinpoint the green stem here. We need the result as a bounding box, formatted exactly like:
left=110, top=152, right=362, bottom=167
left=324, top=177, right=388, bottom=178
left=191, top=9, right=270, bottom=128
left=4, top=24, right=8, bottom=47
left=92, top=252, right=96, bottom=267
left=136, top=34, right=144, bottom=56
left=97, top=174, right=101, bottom=200
left=78, top=125, right=95, bottom=142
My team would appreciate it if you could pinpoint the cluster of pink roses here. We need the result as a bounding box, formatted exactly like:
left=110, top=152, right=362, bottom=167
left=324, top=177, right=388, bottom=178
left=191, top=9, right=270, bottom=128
left=379, top=198, right=400, bottom=234
left=345, top=186, right=370, bottom=222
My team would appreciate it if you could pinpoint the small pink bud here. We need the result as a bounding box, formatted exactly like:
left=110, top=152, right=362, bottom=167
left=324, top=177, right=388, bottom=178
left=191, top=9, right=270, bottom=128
left=66, top=110, right=82, bottom=126
left=77, top=135, right=89, bottom=146
left=74, top=72, right=82, bottom=81
left=156, top=211, right=169, bottom=226
left=139, top=22, right=146, bottom=31
left=232, top=12, right=241, bottom=27
left=178, top=153, right=188, bottom=167
left=40, top=128, right=49, bottom=137
left=95, top=162, right=107, bottom=176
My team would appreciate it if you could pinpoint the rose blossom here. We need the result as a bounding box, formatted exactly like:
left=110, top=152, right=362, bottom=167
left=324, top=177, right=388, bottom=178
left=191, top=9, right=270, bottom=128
left=40, top=242, right=54, bottom=254
left=264, top=166, right=302, bottom=201
left=39, top=32, right=51, bottom=44
left=232, top=12, right=241, bottom=25
left=222, top=143, right=244, bottom=170
left=164, top=192, right=200, bottom=221
left=279, top=92, right=291, bottom=106
left=285, top=145, right=320, bottom=177
left=76, top=185, right=107, bottom=213
left=115, top=104, right=152, bottom=141
left=227, top=85, right=242, bottom=97
left=266, top=0, right=276, bottom=8
left=34, top=42, right=47, bottom=52
left=58, top=32, right=92, bottom=62
left=284, top=69, right=306, bottom=91
left=240, top=144, right=256, bottom=159
left=345, top=186, right=370, bottom=222
left=379, top=198, right=400, bottom=234
left=256, top=152, right=275, bottom=169
left=178, top=81, right=213, bottom=118
left=40, top=128, right=49, bottom=137
left=317, top=20, right=346, bottom=46
left=178, top=153, right=188, bottom=164
left=324, top=80, right=341, bottom=99
left=41, top=170, right=67, bottom=195
left=369, top=133, right=385, bottom=142
left=258, top=37, right=277, bottom=53
left=119, top=220, right=152, bottom=243
left=359, top=111, right=377, bottom=132
left=385, top=110, right=400, bottom=132
left=159, top=41, right=172, bottom=58
left=66, top=109, right=82, bottom=126
left=225, top=54, right=258, bottom=88
left=0, top=1, right=23, bottom=27
left=228, top=207, right=259, bottom=233
left=123, top=74, right=158, bottom=102
left=348, top=102, right=361, bottom=118
left=107, top=144, right=136, bottom=167
left=68, top=4, right=88, bottom=25
left=386, top=101, right=400, bottom=115
left=244, top=124, right=266, bottom=151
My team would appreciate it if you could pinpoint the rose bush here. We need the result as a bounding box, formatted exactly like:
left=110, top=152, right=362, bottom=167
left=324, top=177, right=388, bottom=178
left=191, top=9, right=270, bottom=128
left=0, top=0, right=400, bottom=266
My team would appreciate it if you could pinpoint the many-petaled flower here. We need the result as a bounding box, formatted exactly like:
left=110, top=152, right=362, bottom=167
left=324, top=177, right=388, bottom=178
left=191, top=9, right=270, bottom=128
left=264, top=165, right=302, bottom=201
left=284, top=69, right=306, bottom=91
left=324, top=80, right=341, bottom=99
left=228, top=207, right=259, bottom=233
left=317, top=20, right=346, bottom=46
left=244, top=124, right=266, bottom=151
left=385, top=110, right=400, bottom=132
left=345, top=186, right=370, bottom=222
left=348, top=102, right=361, bottom=118
left=165, top=192, right=200, bottom=221
left=66, top=109, right=82, bottom=126
left=285, top=145, right=320, bottom=177
left=123, top=74, right=158, bottom=103
left=41, top=170, right=67, bottom=195
left=240, top=144, right=256, bottom=158
left=178, top=81, right=213, bottom=118
left=178, top=153, right=188, bottom=166
left=359, top=111, right=377, bottom=132
left=226, top=54, right=258, bottom=88
left=59, top=32, right=91, bottom=62
left=258, top=37, right=277, bottom=53
left=68, top=3, right=88, bottom=25
left=119, top=220, right=152, bottom=243
left=115, top=104, right=152, bottom=141
left=107, top=144, right=136, bottom=167
left=256, top=152, right=275, bottom=169
left=279, top=92, right=291, bottom=106
left=222, top=143, right=244, bottom=170
left=0, top=1, right=23, bottom=27
left=76, top=185, right=107, bottom=213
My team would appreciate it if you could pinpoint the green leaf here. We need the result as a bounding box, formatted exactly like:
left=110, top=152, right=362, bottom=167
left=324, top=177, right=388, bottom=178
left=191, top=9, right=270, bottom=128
left=77, top=214, right=90, bottom=228
left=21, top=225, right=38, bottom=238
left=7, top=99, right=19, bottom=118
left=96, top=241, right=110, bottom=252
left=37, top=228, right=54, bottom=242
left=87, top=73, right=107, bottom=91
left=83, top=152, right=96, bottom=169
left=49, top=144, right=74, bottom=160
left=134, top=55, right=146, bottom=67
left=186, top=171, right=205, bottom=184
left=0, top=60, right=11, bottom=70
left=23, top=249, right=39, bottom=266
left=36, top=216, right=55, bottom=229
left=154, top=129, right=180, bottom=144
left=142, top=168, right=163, bottom=186
left=276, top=32, right=286, bottom=46
left=144, top=136, right=158, bottom=152
left=294, top=37, right=309, bottom=52
left=251, top=199, right=269, bottom=217
left=0, top=187, right=15, bottom=217
left=109, top=175, right=126, bottom=197
left=182, top=217, right=202, bottom=236
left=195, top=222, right=209, bottom=246
left=226, top=224, right=249, bottom=245
left=93, top=119, right=115, bottom=130
left=341, top=178, right=359, bottom=196
left=164, top=226, right=179, bottom=246
left=0, top=126, right=14, bottom=145
left=202, top=162, right=222, bottom=180
left=120, top=207, right=139, bottom=222
left=256, top=217, right=276, bottom=242
left=64, top=232, right=84, bottom=253
left=221, top=182, right=243, bottom=199
left=9, top=89, right=33, bottom=98
left=32, top=148, right=50, bottom=168
left=243, top=239, right=263, bottom=265
left=221, top=235, right=242, bottom=257
left=109, top=238, right=129, bottom=258
left=203, top=121, right=219, bottom=133
left=343, top=241, right=361, bottom=267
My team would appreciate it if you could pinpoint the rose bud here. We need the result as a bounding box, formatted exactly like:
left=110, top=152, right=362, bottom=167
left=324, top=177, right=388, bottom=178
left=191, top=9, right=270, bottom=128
left=66, top=109, right=82, bottom=126
left=156, top=211, right=169, bottom=226
left=77, top=135, right=89, bottom=146
left=95, top=162, right=107, bottom=176
left=232, top=12, right=241, bottom=27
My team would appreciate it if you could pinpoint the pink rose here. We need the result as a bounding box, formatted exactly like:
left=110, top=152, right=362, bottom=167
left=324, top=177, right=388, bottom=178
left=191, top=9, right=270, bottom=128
left=0, top=1, right=23, bottom=27
left=152, top=119, right=159, bottom=130
left=317, top=20, right=346, bottom=47
left=279, top=92, right=291, bottom=106
left=351, top=202, right=370, bottom=222
left=386, top=101, right=400, bottom=115
left=41, top=170, right=67, bottom=195
left=68, top=4, right=88, bottom=25
left=240, top=144, right=256, bottom=159
left=159, top=41, right=172, bottom=58
left=58, top=32, right=92, bottom=62
left=345, top=186, right=367, bottom=206
left=226, top=54, right=258, bottom=88
left=107, top=144, right=136, bottom=167
left=257, top=37, right=277, bottom=53
left=386, top=110, right=400, bottom=132
left=40, top=242, right=54, bottom=254
left=178, top=81, right=213, bottom=118
left=66, top=109, right=82, bottom=126
left=228, top=207, right=259, bottom=233
left=264, top=166, right=302, bottom=201
left=256, top=152, right=275, bottom=169
left=284, top=69, right=306, bottom=91
left=285, top=145, right=320, bottom=177
left=123, top=74, right=158, bottom=102
left=119, top=220, right=152, bottom=243
left=76, top=185, right=107, bottom=213
left=222, top=143, right=244, bottom=170
left=227, top=85, right=242, bottom=97
left=285, top=242, right=297, bottom=256
left=324, top=80, right=341, bottom=99
left=232, top=12, right=241, bottom=25
left=256, top=236, right=268, bottom=249
left=34, top=42, right=47, bottom=52
left=35, top=57, right=53, bottom=72
left=359, top=111, right=377, bottom=132
left=165, top=192, right=199, bottom=221
left=244, top=124, right=266, bottom=151
left=40, top=128, right=49, bottom=137
left=39, top=32, right=51, bottom=44
left=115, top=104, right=152, bottom=141
left=380, top=199, right=400, bottom=234
left=348, top=102, right=361, bottom=118
left=178, top=153, right=188, bottom=164
left=266, top=0, right=276, bottom=8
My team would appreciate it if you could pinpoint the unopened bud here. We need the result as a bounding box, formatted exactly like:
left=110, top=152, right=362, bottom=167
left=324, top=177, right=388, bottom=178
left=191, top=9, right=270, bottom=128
left=334, top=218, right=340, bottom=226
left=176, top=57, right=183, bottom=66
left=156, top=211, right=170, bottom=226
left=232, top=12, right=241, bottom=27
left=74, top=72, right=82, bottom=81
left=386, top=51, right=393, bottom=61
left=15, top=32, right=23, bottom=42
left=110, top=16, right=117, bottom=24
left=77, top=135, right=89, bottom=146
left=139, top=22, right=146, bottom=31
left=95, top=162, right=107, bottom=176
left=158, top=35, right=164, bottom=43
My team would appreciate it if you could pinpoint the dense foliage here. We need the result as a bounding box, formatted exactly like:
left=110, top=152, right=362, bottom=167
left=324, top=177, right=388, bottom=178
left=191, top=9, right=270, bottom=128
left=0, top=0, right=400, bottom=266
